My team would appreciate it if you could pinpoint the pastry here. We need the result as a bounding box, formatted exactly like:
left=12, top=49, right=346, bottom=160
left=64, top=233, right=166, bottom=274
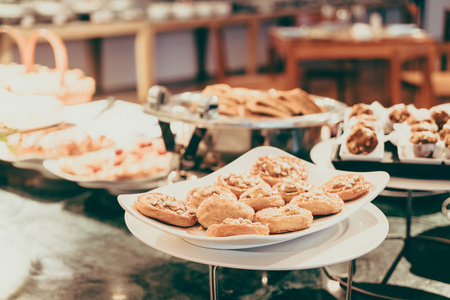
left=239, top=183, right=285, bottom=211
left=345, top=126, right=378, bottom=155
left=290, top=190, right=344, bottom=216
left=320, top=174, right=372, bottom=201
left=388, top=103, right=411, bottom=124
left=431, top=109, right=449, bottom=130
left=349, top=103, right=373, bottom=118
left=254, top=203, right=313, bottom=234
left=250, top=155, right=308, bottom=185
left=438, top=120, right=450, bottom=140
left=134, top=192, right=197, bottom=227
left=206, top=218, right=270, bottom=237
left=271, top=178, right=314, bottom=203
left=409, top=130, right=438, bottom=158
left=409, top=121, right=439, bottom=133
left=185, top=184, right=237, bottom=208
left=216, top=172, right=265, bottom=198
left=196, top=195, right=255, bottom=229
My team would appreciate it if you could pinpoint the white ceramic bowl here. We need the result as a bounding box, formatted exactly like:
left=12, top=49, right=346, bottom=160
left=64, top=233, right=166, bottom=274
left=171, top=2, right=194, bottom=19
left=212, top=1, right=231, bottom=17
left=146, top=2, right=172, bottom=20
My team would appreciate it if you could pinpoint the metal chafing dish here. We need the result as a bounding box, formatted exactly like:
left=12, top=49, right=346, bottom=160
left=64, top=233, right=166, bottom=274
left=144, top=86, right=347, bottom=171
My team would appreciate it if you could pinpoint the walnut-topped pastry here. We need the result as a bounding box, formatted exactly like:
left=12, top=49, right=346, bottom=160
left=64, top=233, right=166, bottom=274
left=250, top=155, right=308, bottom=185
left=196, top=195, right=255, bottom=229
left=410, top=121, right=439, bottom=133
left=216, top=173, right=265, bottom=198
left=290, top=190, right=344, bottom=216
left=185, top=185, right=237, bottom=208
left=254, top=203, right=313, bottom=234
left=431, top=109, right=449, bottom=130
left=320, top=174, right=372, bottom=201
left=238, top=183, right=285, bottom=211
left=389, top=103, right=411, bottom=124
left=271, top=178, right=314, bottom=203
left=410, top=131, right=438, bottom=158
left=349, top=103, right=373, bottom=118
left=134, top=192, right=197, bottom=227
left=345, top=126, right=378, bottom=155
left=206, top=218, right=270, bottom=237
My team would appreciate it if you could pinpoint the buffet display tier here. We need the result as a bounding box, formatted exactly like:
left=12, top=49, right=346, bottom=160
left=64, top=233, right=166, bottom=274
left=143, top=91, right=346, bottom=167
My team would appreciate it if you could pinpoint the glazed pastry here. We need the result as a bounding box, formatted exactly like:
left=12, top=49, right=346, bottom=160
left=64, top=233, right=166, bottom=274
left=254, top=203, right=313, bottom=234
left=345, top=126, right=379, bottom=155
left=206, top=218, right=270, bottom=237
left=185, top=184, right=237, bottom=208
left=271, top=178, right=314, bottom=203
left=134, top=192, right=197, bottom=227
left=250, top=155, right=308, bottom=185
left=290, top=190, right=344, bottom=216
left=216, top=173, right=266, bottom=198
left=409, top=131, right=438, bottom=158
left=320, top=174, right=372, bottom=201
left=196, top=195, right=255, bottom=229
left=348, top=103, right=373, bottom=118
left=239, top=183, right=285, bottom=211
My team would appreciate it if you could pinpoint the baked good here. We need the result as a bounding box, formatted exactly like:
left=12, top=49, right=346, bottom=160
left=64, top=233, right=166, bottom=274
left=254, top=203, right=313, bottom=234
left=349, top=103, right=373, bottom=118
left=271, top=178, right=314, bottom=203
left=439, top=121, right=450, bottom=140
left=431, top=109, right=449, bottom=130
left=389, top=103, right=411, bottom=124
left=185, top=184, right=237, bottom=208
left=409, top=121, right=439, bottom=133
left=406, top=116, right=435, bottom=126
left=196, top=195, right=255, bottom=229
left=250, top=155, right=308, bottom=185
left=206, top=218, right=270, bottom=237
left=442, top=134, right=450, bottom=159
left=290, top=190, right=344, bottom=216
left=320, top=174, right=372, bottom=201
left=216, top=173, right=265, bottom=198
left=134, top=192, right=197, bottom=227
left=409, top=131, right=438, bottom=158
left=345, top=126, right=378, bottom=155
left=239, top=183, right=285, bottom=211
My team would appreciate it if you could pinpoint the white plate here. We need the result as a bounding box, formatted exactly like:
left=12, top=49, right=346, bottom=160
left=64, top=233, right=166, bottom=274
left=118, top=146, right=389, bottom=249
left=124, top=203, right=388, bottom=270
left=42, top=152, right=179, bottom=193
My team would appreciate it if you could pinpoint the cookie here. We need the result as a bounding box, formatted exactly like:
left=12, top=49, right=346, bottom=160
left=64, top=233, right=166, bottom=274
left=206, top=218, right=270, bottom=237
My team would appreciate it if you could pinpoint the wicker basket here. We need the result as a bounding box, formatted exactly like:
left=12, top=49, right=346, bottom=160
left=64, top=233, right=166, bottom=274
left=0, top=25, right=28, bottom=90
left=8, top=29, right=96, bottom=105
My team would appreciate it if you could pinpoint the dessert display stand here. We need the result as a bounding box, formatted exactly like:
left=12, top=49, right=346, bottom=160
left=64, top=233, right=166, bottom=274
left=124, top=203, right=389, bottom=300
left=311, top=139, right=450, bottom=298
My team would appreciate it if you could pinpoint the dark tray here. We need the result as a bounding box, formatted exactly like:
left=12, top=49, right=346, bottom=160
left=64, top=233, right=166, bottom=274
left=331, top=141, right=450, bottom=180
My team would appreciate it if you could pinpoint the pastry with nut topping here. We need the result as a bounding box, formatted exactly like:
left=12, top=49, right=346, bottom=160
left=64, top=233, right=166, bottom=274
left=320, top=174, right=372, bottom=201
left=238, top=182, right=285, bottom=211
left=290, top=190, right=344, bottom=216
left=409, top=131, right=438, bottom=158
left=134, top=192, right=197, bottom=227
left=250, top=155, right=308, bottom=186
left=185, top=185, right=237, bottom=208
left=196, top=195, right=255, bottom=229
left=271, top=178, right=314, bottom=203
left=206, top=218, right=270, bottom=237
left=216, top=173, right=266, bottom=198
left=254, top=203, right=313, bottom=234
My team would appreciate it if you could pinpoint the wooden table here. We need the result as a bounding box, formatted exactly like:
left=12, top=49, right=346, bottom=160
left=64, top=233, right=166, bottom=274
left=268, top=27, right=438, bottom=108
left=1, top=11, right=301, bottom=103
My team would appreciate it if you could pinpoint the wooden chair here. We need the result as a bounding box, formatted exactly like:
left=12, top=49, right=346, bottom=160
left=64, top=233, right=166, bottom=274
left=400, top=11, right=450, bottom=108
